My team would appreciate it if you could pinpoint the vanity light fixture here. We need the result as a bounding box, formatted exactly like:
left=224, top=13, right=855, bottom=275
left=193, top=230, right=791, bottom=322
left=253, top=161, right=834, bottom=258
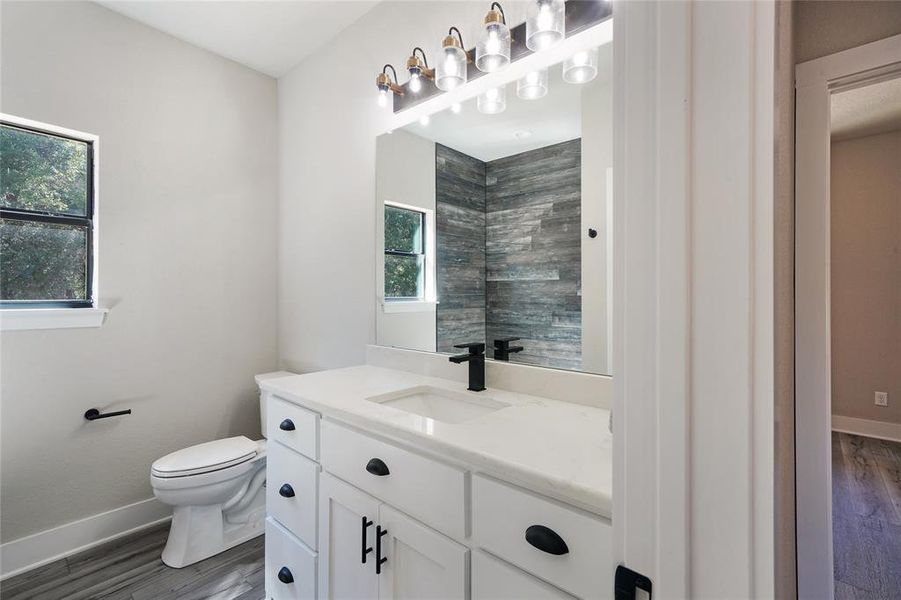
left=375, top=64, right=404, bottom=108
left=516, top=68, right=548, bottom=100
left=476, top=2, right=511, bottom=73
left=526, top=0, right=565, bottom=51
left=436, top=27, right=468, bottom=92
left=477, top=84, right=506, bottom=114
left=562, top=47, right=599, bottom=84
left=406, top=47, right=434, bottom=94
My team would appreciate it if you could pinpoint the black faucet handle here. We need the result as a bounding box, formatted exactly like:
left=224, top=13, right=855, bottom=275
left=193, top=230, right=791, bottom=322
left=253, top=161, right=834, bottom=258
left=493, top=336, right=521, bottom=347
left=453, top=341, right=485, bottom=355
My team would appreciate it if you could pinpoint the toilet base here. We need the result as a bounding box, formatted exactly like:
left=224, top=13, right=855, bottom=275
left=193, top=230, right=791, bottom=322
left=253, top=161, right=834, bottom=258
left=161, top=484, right=265, bottom=568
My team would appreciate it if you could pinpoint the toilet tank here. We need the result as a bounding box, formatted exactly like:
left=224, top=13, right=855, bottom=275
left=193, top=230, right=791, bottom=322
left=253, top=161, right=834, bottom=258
left=254, top=371, right=296, bottom=439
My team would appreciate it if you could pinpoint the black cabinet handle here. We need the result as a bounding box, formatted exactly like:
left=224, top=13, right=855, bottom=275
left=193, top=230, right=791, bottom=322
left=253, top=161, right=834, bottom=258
left=278, top=484, right=295, bottom=498
left=277, top=566, right=294, bottom=584
left=525, top=525, right=569, bottom=555
left=376, top=525, right=388, bottom=574
left=279, top=419, right=295, bottom=431
left=366, top=458, right=390, bottom=476
left=361, top=516, right=373, bottom=564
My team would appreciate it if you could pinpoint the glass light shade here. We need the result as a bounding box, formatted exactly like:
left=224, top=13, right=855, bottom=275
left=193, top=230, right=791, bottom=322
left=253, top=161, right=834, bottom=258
left=563, top=47, right=599, bottom=84
left=476, top=22, right=511, bottom=73
left=436, top=45, right=467, bottom=91
left=516, top=68, right=548, bottom=100
left=526, top=0, right=565, bottom=51
left=477, top=85, right=506, bottom=114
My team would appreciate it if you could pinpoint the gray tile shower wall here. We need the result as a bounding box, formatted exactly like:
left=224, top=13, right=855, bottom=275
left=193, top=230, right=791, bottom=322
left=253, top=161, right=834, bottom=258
left=436, top=144, right=487, bottom=353
left=435, top=139, right=582, bottom=370
left=486, top=139, right=582, bottom=371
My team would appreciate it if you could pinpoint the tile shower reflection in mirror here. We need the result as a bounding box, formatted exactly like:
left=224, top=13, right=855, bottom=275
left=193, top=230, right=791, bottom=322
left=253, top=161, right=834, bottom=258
left=375, top=48, right=612, bottom=376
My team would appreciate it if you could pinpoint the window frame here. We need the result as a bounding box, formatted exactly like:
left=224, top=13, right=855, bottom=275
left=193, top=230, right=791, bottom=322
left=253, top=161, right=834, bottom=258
left=381, top=200, right=436, bottom=308
left=384, top=202, right=427, bottom=301
left=0, top=114, right=100, bottom=310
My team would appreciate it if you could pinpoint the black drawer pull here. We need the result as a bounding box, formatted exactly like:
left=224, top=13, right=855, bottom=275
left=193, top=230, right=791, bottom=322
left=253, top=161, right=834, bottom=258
left=366, top=458, right=390, bottom=476
left=279, top=419, right=295, bottom=431
left=278, top=484, right=295, bottom=498
left=277, top=566, right=294, bottom=584
left=361, top=516, right=373, bottom=563
left=525, top=525, right=569, bottom=555
left=376, top=525, right=389, bottom=574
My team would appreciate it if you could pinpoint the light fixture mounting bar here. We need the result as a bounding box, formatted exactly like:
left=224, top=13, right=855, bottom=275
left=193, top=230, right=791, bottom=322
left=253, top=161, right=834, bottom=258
left=393, top=0, right=611, bottom=113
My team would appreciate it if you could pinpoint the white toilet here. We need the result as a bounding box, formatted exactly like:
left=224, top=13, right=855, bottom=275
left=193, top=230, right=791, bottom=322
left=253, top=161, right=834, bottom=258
left=150, top=375, right=286, bottom=568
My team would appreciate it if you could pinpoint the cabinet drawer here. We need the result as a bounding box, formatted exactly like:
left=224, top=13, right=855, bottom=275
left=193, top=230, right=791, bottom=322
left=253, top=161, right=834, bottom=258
left=320, top=420, right=467, bottom=539
left=473, top=550, right=576, bottom=600
left=265, top=518, right=316, bottom=600
left=268, top=396, right=319, bottom=461
left=267, top=441, right=319, bottom=549
left=472, top=475, right=612, bottom=599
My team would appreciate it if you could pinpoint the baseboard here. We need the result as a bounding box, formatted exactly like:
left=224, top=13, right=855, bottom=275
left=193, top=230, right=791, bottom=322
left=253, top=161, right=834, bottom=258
left=832, top=414, right=901, bottom=443
left=0, top=497, right=172, bottom=580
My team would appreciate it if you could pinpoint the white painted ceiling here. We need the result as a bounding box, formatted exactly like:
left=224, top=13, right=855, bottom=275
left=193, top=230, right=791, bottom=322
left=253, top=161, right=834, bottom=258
left=403, top=44, right=612, bottom=162
left=831, top=76, right=901, bottom=141
left=96, top=1, right=379, bottom=77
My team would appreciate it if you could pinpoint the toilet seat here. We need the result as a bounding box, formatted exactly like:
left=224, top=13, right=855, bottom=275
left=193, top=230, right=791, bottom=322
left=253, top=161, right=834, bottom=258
left=152, top=436, right=258, bottom=478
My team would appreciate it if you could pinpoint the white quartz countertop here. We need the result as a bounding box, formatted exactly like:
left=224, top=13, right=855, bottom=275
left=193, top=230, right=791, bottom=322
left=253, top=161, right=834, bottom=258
left=259, top=365, right=612, bottom=518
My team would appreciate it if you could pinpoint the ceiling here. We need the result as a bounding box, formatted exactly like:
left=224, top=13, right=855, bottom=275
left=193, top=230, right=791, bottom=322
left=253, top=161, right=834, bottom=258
left=831, top=76, right=901, bottom=142
left=403, top=44, right=612, bottom=162
left=97, top=1, right=379, bottom=77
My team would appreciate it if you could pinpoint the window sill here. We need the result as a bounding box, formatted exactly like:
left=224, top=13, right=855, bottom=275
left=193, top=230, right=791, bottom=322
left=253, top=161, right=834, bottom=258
left=382, top=300, right=438, bottom=314
left=0, top=308, right=109, bottom=331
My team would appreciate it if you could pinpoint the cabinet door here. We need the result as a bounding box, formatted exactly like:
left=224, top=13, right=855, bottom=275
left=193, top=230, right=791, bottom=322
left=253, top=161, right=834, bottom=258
left=319, top=473, right=380, bottom=600
left=376, top=505, right=469, bottom=600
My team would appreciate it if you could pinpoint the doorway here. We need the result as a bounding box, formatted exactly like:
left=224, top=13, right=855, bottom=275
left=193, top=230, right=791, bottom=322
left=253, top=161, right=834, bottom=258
left=796, top=34, right=901, bottom=600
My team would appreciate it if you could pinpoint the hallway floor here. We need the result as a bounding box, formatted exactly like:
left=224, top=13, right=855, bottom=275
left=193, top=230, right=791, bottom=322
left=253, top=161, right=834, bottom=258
left=0, top=522, right=264, bottom=600
left=832, top=432, right=901, bottom=599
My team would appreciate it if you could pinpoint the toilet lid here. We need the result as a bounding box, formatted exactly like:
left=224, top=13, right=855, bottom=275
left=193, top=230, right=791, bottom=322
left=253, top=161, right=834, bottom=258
left=151, top=436, right=258, bottom=478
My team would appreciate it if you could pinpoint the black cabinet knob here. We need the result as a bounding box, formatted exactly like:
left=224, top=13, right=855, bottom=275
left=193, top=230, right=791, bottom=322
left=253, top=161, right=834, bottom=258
left=525, top=525, right=569, bottom=555
left=366, top=458, right=390, bottom=476
left=278, top=483, right=295, bottom=498
left=277, top=566, right=294, bottom=584
left=279, top=419, right=295, bottom=431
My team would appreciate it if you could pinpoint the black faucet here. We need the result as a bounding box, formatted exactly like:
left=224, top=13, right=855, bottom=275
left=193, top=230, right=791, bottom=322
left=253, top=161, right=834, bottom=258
left=449, top=342, right=486, bottom=392
left=493, top=337, right=524, bottom=361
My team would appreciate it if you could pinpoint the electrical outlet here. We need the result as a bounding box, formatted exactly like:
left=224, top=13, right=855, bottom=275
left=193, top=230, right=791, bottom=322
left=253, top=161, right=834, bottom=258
left=875, top=392, right=889, bottom=407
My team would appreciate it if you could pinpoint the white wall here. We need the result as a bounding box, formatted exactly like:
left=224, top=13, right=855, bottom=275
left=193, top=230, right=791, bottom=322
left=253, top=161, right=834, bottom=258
left=277, top=1, right=532, bottom=374
left=0, top=1, right=278, bottom=544
left=581, top=74, right=613, bottom=375
left=375, top=130, right=437, bottom=353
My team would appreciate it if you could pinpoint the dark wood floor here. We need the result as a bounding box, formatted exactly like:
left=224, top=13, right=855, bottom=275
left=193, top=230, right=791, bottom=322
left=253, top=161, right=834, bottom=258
left=833, top=432, right=901, bottom=600
left=0, top=523, right=264, bottom=600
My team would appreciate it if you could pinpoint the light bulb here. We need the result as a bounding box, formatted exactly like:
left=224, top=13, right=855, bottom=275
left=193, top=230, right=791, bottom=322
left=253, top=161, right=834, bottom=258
left=451, top=102, right=462, bottom=114
left=526, top=0, right=565, bottom=52
left=377, top=89, right=388, bottom=107
left=486, top=30, right=500, bottom=55
left=563, top=47, right=599, bottom=84
left=410, top=73, right=422, bottom=93
left=419, top=114, right=430, bottom=126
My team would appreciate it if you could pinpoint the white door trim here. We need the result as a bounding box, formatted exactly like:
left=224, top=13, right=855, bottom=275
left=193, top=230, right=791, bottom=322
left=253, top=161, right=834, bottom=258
left=614, top=1, right=775, bottom=596
left=794, top=33, right=901, bottom=600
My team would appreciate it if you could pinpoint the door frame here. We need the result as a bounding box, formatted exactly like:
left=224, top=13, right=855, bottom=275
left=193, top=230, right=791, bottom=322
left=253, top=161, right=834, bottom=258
left=794, top=33, right=901, bottom=600
left=613, top=1, right=775, bottom=596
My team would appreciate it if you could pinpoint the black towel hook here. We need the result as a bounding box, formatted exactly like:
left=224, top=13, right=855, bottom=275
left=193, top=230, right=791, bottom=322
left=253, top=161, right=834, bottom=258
left=84, top=408, right=132, bottom=421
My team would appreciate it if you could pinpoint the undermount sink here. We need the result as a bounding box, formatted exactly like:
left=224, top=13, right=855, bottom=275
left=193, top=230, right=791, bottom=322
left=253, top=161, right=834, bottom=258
left=366, top=385, right=509, bottom=424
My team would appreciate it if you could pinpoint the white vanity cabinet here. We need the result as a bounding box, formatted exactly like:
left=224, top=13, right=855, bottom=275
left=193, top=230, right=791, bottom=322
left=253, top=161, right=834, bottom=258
left=264, top=393, right=612, bottom=600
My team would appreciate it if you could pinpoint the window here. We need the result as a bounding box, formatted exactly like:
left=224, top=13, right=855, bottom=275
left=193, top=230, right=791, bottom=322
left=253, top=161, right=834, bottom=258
left=384, top=203, right=426, bottom=300
left=1, top=117, right=96, bottom=308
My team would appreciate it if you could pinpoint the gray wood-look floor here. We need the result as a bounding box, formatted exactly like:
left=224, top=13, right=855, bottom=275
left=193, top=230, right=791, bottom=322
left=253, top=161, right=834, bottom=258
left=0, top=523, right=264, bottom=600
left=833, top=432, right=901, bottom=600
